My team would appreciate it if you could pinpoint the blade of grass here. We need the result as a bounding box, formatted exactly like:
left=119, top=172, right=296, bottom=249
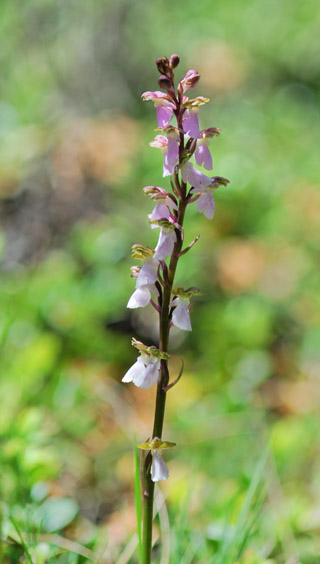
left=155, top=486, right=170, bottom=564
left=134, top=434, right=143, bottom=563
left=211, top=446, right=268, bottom=564
left=230, top=446, right=268, bottom=563
left=116, top=533, right=139, bottom=564
left=9, top=515, right=34, bottom=564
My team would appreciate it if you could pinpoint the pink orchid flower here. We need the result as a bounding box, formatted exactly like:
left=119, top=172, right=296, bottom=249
left=194, top=128, right=220, bottom=170
left=150, top=131, right=179, bottom=177
left=142, top=91, right=175, bottom=127
left=127, top=257, right=159, bottom=309
left=122, top=353, right=160, bottom=389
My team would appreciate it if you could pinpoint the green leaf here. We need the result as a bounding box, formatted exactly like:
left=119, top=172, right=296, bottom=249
left=36, top=497, right=79, bottom=533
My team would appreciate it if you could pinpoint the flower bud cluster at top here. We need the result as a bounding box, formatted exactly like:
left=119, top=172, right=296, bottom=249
left=123, top=54, right=229, bottom=482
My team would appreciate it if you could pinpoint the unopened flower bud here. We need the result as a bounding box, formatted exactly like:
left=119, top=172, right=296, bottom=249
left=181, top=69, right=200, bottom=93
left=169, top=54, right=180, bottom=69
left=156, top=57, right=169, bottom=75
left=158, top=75, right=172, bottom=90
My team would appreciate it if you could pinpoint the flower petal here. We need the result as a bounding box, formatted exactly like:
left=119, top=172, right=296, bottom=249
left=197, top=192, right=215, bottom=219
left=167, top=136, right=179, bottom=167
left=122, top=357, right=145, bottom=383
left=157, top=105, right=173, bottom=127
left=136, top=259, right=159, bottom=286
left=172, top=298, right=192, bottom=331
left=163, top=153, right=175, bottom=177
left=154, top=229, right=176, bottom=260
left=181, top=162, right=212, bottom=190
left=127, top=287, right=151, bottom=309
left=151, top=451, right=169, bottom=482
left=149, top=203, right=170, bottom=226
left=136, top=358, right=160, bottom=389
left=195, top=144, right=213, bottom=170
left=182, top=110, right=200, bottom=138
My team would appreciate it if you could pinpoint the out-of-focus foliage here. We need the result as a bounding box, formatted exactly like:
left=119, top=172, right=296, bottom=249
left=1, top=0, right=320, bottom=562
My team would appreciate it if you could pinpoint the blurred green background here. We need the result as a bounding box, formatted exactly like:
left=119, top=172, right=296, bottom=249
left=1, top=0, right=320, bottom=562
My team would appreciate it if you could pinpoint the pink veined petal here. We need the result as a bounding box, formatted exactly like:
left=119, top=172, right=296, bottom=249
left=182, top=110, right=200, bottom=138
left=197, top=192, right=215, bottom=219
left=127, top=287, right=151, bottom=309
left=154, top=229, right=176, bottom=260
left=137, top=358, right=160, bottom=389
left=149, top=203, right=171, bottom=227
left=195, top=144, right=213, bottom=170
left=157, top=105, right=173, bottom=127
left=122, top=357, right=145, bottom=383
left=151, top=451, right=169, bottom=482
left=163, top=153, right=175, bottom=177
left=172, top=298, right=192, bottom=331
left=186, top=163, right=213, bottom=190
left=136, top=259, right=158, bottom=286
left=167, top=136, right=179, bottom=167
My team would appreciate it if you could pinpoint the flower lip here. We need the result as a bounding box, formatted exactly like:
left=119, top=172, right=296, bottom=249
left=127, top=286, right=152, bottom=309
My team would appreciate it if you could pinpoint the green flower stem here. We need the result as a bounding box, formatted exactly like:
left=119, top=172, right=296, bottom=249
left=142, top=198, right=187, bottom=564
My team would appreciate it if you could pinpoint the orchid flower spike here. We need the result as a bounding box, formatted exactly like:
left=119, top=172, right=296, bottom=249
left=141, top=91, right=175, bottom=128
